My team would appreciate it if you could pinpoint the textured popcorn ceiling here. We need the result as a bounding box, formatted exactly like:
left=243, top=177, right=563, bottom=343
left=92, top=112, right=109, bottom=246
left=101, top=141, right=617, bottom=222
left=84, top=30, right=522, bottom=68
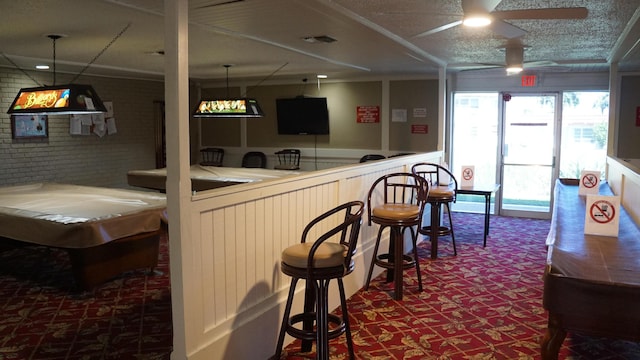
left=0, top=0, right=639, bottom=82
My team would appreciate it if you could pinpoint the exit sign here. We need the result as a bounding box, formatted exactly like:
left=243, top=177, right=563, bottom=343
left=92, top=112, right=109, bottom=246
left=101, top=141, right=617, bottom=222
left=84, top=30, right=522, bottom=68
left=521, top=75, right=537, bottom=87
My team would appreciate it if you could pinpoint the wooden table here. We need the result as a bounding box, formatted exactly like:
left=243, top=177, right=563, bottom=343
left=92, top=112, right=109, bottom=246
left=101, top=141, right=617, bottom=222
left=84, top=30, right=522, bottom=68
left=456, top=184, right=500, bottom=247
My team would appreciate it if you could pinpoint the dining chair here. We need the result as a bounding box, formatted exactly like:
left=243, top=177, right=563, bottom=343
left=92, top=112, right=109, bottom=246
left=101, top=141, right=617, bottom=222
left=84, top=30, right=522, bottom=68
left=241, top=151, right=267, bottom=168
left=359, top=154, right=386, bottom=163
left=275, top=149, right=301, bottom=170
left=199, top=147, right=224, bottom=167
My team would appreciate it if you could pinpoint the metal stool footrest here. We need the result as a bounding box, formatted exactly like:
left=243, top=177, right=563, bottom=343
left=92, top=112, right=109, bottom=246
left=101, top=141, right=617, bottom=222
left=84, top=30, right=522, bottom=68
left=421, top=225, right=453, bottom=237
left=374, top=253, right=416, bottom=270
left=287, top=312, right=346, bottom=341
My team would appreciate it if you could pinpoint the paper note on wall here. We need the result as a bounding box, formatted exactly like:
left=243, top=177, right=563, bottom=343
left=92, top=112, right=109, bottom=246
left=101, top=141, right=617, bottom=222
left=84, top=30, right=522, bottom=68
left=92, top=114, right=106, bottom=137
left=392, top=108, right=407, bottom=122
left=106, top=118, right=117, bottom=135
left=69, top=114, right=92, bottom=135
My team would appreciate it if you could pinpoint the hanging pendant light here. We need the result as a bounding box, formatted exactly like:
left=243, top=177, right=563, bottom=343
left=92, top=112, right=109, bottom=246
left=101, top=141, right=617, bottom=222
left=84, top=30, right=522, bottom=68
left=7, top=34, right=107, bottom=115
left=193, top=65, right=264, bottom=118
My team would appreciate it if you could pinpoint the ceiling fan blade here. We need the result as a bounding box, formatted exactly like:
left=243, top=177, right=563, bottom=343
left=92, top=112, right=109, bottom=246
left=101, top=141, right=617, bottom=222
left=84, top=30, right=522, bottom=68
left=414, top=20, right=462, bottom=38
left=490, top=20, right=527, bottom=39
left=448, top=62, right=502, bottom=71
left=494, top=7, right=588, bottom=20
left=523, top=60, right=558, bottom=68
left=462, top=0, right=502, bottom=13
left=195, top=0, right=245, bottom=9
left=555, top=59, right=608, bottom=65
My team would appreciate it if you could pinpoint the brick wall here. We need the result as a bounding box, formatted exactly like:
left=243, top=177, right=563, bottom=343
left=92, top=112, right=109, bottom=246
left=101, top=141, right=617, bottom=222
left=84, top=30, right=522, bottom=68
left=0, top=68, right=164, bottom=188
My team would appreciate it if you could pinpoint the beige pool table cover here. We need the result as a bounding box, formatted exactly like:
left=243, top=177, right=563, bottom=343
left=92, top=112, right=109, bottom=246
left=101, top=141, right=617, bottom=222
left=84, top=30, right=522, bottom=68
left=0, top=183, right=167, bottom=248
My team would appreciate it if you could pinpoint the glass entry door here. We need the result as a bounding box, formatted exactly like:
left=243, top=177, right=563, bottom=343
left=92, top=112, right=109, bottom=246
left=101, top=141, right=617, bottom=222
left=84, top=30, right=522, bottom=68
left=500, top=93, right=559, bottom=219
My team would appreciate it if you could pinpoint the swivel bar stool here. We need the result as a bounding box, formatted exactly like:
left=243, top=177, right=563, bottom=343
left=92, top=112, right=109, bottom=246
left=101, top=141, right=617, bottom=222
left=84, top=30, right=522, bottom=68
left=411, top=162, right=458, bottom=259
left=364, top=173, right=428, bottom=300
left=274, top=201, right=364, bottom=360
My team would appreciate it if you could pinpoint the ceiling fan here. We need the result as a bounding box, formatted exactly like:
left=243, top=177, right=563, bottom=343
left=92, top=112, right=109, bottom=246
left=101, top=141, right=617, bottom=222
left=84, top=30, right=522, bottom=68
left=450, top=56, right=609, bottom=74
left=448, top=40, right=580, bottom=74
left=414, top=0, right=588, bottom=39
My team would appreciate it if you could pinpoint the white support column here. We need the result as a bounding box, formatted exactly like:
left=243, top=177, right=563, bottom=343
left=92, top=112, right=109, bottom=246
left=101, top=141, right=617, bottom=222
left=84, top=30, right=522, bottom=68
left=164, top=0, right=191, bottom=358
left=381, top=79, right=389, bottom=151
left=438, top=66, right=447, bottom=153
left=608, top=63, right=618, bottom=157
left=241, top=85, right=248, bottom=147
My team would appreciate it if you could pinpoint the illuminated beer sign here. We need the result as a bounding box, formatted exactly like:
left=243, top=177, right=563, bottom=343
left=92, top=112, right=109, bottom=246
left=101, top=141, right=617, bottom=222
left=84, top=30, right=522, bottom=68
left=193, top=98, right=264, bottom=117
left=197, top=99, right=247, bottom=114
left=7, top=84, right=107, bottom=115
left=12, top=88, right=70, bottom=110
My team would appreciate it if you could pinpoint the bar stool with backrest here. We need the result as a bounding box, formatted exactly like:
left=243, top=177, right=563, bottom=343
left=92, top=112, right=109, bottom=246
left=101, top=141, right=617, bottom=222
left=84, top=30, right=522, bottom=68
left=364, top=172, right=428, bottom=300
left=411, top=162, right=458, bottom=259
left=274, top=200, right=364, bottom=360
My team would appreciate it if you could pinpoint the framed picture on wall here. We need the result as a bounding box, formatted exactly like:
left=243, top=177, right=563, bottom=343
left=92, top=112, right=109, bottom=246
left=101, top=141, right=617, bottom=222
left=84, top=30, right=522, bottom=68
left=11, top=115, right=48, bottom=139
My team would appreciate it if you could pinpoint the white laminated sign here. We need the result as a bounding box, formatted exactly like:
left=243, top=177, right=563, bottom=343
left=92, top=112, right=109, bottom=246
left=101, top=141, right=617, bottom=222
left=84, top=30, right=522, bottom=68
left=578, top=170, right=600, bottom=195
left=460, top=165, right=474, bottom=187
left=584, top=195, right=620, bottom=237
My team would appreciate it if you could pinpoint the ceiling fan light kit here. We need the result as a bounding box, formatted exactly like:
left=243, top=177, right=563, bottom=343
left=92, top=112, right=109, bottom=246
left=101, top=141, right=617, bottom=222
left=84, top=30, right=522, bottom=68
left=505, top=46, right=524, bottom=74
left=462, top=13, right=492, bottom=27
left=418, top=0, right=589, bottom=43
left=506, top=65, right=523, bottom=74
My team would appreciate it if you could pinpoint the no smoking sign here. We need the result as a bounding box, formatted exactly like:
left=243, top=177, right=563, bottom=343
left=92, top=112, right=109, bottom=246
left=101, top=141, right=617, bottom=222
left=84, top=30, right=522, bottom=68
left=460, top=165, right=474, bottom=187
left=589, top=200, right=615, bottom=224
left=584, top=195, right=620, bottom=237
left=462, top=168, right=474, bottom=181
left=579, top=170, right=600, bottom=195
left=582, top=174, right=598, bottom=188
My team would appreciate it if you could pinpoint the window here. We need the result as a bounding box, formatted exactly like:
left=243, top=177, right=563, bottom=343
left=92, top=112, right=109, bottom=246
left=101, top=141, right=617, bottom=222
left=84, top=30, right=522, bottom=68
left=559, top=92, right=609, bottom=179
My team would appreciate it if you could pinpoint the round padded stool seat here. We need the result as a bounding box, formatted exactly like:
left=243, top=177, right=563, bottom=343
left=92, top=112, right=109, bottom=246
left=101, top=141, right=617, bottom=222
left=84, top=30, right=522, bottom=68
left=281, top=242, right=347, bottom=269
left=372, top=204, right=419, bottom=220
left=428, top=186, right=455, bottom=200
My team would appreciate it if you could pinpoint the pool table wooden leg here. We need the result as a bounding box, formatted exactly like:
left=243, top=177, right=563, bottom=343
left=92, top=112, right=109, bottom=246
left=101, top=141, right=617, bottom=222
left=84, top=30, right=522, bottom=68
left=541, top=312, right=566, bottom=360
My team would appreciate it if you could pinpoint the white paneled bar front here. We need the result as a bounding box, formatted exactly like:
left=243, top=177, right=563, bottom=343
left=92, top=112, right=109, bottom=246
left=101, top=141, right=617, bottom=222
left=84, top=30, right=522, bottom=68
left=177, top=152, right=442, bottom=359
left=607, top=156, right=640, bottom=225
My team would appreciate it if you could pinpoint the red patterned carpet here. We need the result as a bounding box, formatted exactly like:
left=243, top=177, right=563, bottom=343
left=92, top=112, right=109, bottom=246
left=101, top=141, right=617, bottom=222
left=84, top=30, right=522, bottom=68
left=0, top=236, right=172, bottom=359
left=2, top=213, right=640, bottom=359
left=279, top=213, right=640, bottom=360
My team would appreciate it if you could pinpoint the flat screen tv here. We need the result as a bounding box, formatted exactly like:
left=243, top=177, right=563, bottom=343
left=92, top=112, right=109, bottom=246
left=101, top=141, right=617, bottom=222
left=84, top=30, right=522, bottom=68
left=276, top=97, right=329, bottom=135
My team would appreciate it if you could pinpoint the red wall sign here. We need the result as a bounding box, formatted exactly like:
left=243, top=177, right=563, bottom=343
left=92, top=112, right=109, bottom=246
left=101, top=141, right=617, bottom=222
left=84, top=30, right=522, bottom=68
left=411, top=124, right=428, bottom=134
left=356, top=106, right=380, bottom=123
